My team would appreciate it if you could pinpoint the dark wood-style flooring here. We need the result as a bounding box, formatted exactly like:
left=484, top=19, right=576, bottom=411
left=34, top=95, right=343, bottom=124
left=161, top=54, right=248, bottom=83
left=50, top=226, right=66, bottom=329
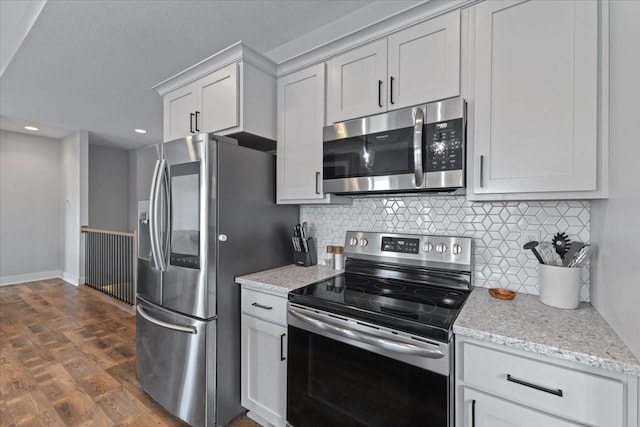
left=0, top=279, right=259, bottom=427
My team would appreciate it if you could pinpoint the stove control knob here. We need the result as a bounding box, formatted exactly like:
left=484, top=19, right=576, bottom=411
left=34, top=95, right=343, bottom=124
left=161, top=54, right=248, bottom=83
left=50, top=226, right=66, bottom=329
left=360, top=238, right=368, bottom=247
left=435, top=243, right=448, bottom=253
left=423, top=242, right=433, bottom=253
left=349, top=237, right=358, bottom=246
left=452, top=244, right=462, bottom=255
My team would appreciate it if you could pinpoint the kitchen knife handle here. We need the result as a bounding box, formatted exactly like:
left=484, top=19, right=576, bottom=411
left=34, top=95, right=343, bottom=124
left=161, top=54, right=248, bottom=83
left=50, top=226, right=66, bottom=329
left=315, top=172, right=321, bottom=194
left=479, top=155, right=485, bottom=188
left=378, top=80, right=383, bottom=108
left=190, top=113, right=195, bottom=133
left=251, top=302, right=273, bottom=310
left=280, top=333, right=286, bottom=361
left=390, top=76, right=395, bottom=104
left=195, top=111, right=200, bottom=132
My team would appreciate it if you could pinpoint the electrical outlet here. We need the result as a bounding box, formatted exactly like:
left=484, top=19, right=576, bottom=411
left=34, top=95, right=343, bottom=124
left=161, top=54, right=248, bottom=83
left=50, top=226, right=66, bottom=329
left=520, top=230, right=541, bottom=247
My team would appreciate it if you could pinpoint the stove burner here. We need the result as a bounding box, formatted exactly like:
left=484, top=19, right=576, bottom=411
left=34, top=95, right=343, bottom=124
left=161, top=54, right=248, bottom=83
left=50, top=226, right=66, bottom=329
left=413, top=288, right=448, bottom=299
left=368, top=294, right=437, bottom=318
left=373, top=281, right=406, bottom=293
left=346, top=276, right=372, bottom=286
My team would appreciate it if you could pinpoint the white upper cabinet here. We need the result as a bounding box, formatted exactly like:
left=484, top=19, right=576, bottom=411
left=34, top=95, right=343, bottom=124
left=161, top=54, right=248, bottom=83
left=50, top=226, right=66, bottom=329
left=388, top=10, right=460, bottom=111
left=197, top=63, right=239, bottom=135
left=468, top=0, right=607, bottom=200
left=327, top=39, right=387, bottom=123
left=327, top=10, right=460, bottom=124
left=276, top=64, right=349, bottom=204
left=163, top=83, right=198, bottom=142
left=155, top=42, right=276, bottom=144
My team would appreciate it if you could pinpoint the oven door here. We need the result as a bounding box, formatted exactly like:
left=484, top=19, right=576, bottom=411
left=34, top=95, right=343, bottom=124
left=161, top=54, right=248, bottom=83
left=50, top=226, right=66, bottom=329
left=287, top=304, right=452, bottom=427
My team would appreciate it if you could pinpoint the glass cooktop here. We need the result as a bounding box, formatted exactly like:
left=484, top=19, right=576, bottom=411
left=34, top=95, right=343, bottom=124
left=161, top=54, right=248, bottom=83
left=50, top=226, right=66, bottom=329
left=288, top=272, right=471, bottom=342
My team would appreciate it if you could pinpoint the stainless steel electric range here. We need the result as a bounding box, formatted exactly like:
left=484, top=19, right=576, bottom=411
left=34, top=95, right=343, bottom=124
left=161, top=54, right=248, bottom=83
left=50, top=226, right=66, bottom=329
left=286, top=231, right=473, bottom=427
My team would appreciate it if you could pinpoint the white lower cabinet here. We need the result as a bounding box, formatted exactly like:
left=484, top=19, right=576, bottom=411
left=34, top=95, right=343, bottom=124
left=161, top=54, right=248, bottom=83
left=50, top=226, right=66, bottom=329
left=241, top=287, right=287, bottom=427
left=456, top=336, right=639, bottom=427
left=462, top=388, right=581, bottom=427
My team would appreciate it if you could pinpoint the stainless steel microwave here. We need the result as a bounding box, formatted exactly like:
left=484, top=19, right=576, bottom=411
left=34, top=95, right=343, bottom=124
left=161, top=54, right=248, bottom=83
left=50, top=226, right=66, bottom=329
left=322, top=97, right=466, bottom=195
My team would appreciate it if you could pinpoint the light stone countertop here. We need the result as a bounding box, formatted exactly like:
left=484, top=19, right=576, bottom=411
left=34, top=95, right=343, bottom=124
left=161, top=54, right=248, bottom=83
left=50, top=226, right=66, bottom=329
left=235, top=264, right=343, bottom=296
left=454, top=287, right=640, bottom=376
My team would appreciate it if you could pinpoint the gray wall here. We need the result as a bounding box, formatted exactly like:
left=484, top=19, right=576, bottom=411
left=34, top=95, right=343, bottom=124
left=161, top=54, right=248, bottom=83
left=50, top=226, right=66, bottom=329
left=88, top=143, right=130, bottom=232
left=61, top=130, right=89, bottom=285
left=591, top=0, right=640, bottom=360
left=0, top=130, right=62, bottom=282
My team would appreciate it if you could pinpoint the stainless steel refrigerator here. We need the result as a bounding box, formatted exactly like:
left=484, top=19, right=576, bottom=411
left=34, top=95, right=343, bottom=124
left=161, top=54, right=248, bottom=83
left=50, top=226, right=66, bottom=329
left=136, top=133, right=298, bottom=427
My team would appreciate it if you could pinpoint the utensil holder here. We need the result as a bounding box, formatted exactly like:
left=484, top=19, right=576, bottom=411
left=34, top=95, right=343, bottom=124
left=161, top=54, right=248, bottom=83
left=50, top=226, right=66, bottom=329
left=294, top=238, right=317, bottom=267
left=538, top=264, right=581, bottom=309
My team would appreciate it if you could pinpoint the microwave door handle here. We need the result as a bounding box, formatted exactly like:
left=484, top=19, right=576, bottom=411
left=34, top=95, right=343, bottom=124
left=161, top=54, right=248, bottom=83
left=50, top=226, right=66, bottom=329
left=413, top=108, right=425, bottom=187
left=149, top=159, right=163, bottom=270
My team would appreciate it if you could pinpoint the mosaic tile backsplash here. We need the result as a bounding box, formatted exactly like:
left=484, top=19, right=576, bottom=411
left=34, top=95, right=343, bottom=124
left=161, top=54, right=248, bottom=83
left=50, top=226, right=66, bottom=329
left=301, top=197, right=591, bottom=301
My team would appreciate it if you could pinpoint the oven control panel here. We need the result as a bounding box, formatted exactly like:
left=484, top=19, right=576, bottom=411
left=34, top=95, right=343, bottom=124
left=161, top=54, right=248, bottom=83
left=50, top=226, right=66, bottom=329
left=381, top=236, right=420, bottom=254
left=345, top=231, right=472, bottom=272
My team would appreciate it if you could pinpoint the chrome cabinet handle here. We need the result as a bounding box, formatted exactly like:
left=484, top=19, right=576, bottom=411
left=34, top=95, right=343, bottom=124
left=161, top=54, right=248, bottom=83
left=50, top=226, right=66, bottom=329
left=479, top=155, right=485, bottom=188
left=251, top=302, right=273, bottom=310
left=289, top=307, right=444, bottom=358
left=280, top=333, right=286, bottom=361
left=378, top=80, right=383, bottom=108
left=413, top=108, right=425, bottom=187
left=507, top=374, right=563, bottom=397
left=315, top=172, right=321, bottom=194
left=137, top=305, right=197, bottom=334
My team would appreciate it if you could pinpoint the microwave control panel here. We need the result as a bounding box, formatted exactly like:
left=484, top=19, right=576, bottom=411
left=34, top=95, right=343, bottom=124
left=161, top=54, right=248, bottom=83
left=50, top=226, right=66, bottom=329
left=425, top=117, right=464, bottom=172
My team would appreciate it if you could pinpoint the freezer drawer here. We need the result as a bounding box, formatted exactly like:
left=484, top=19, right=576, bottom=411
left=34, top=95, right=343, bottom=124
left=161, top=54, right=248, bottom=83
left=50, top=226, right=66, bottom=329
left=136, top=299, right=216, bottom=426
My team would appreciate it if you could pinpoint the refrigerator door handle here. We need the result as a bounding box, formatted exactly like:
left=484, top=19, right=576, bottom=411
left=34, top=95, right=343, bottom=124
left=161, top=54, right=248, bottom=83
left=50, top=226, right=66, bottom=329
left=160, top=159, right=171, bottom=269
left=150, top=159, right=169, bottom=271
left=137, top=305, right=197, bottom=334
left=149, top=159, right=164, bottom=270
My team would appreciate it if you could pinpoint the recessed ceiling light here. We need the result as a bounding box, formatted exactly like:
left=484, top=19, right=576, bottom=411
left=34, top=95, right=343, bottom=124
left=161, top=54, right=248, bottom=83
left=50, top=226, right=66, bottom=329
left=24, top=126, right=39, bottom=131
left=135, top=129, right=147, bottom=134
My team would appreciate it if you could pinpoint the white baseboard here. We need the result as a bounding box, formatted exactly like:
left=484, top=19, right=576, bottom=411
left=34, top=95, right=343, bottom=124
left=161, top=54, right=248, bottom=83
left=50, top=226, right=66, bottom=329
left=0, top=270, right=63, bottom=286
left=247, top=411, right=275, bottom=427
left=61, top=271, right=81, bottom=286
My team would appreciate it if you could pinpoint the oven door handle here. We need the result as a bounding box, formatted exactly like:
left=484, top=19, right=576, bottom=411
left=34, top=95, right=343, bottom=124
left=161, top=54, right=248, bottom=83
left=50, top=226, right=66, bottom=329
left=288, top=307, right=444, bottom=359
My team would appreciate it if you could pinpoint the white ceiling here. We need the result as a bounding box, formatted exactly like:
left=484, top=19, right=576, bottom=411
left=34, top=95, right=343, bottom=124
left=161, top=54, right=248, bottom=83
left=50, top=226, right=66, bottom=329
left=0, top=0, right=419, bottom=150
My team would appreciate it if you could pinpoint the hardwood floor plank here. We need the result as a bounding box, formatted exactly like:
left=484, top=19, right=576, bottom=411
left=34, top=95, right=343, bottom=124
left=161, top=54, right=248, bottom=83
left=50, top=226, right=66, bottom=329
left=0, top=279, right=257, bottom=427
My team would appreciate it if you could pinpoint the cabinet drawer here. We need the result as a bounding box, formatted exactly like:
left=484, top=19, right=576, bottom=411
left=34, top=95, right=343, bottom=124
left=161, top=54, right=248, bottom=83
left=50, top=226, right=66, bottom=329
left=241, top=288, right=287, bottom=326
left=461, top=342, right=624, bottom=426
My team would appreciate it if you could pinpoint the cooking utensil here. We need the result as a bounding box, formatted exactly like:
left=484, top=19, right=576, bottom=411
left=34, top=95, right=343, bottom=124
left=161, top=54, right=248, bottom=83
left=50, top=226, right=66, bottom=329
left=523, top=241, right=545, bottom=264
left=563, top=241, right=585, bottom=267
left=568, top=245, right=591, bottom=268
left=552, top=232, right=571, bottom=262
left=537, top=242, right=559, bottom=266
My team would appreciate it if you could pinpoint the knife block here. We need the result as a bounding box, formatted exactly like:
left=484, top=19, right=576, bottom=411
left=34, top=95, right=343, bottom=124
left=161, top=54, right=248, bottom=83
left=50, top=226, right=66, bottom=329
left=294, top=238, right=317, bottom=267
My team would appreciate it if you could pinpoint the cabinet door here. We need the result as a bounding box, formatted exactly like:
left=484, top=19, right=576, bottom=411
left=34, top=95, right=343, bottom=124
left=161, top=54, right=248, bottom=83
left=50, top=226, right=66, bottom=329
left=473, top=0, right=598, bottom=195
left=388, top=10, right=460, bottom=110
left=198, top=63, right=239, bottom=134
left=163, top=83, right=197, bottom=142
left=277, top=64, right=326, bottom=201
left=241, top=315, right=287, bottom=427
left=327, top=39, right=387, bottom=123
left=462, top=388, right=581, bottom=427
